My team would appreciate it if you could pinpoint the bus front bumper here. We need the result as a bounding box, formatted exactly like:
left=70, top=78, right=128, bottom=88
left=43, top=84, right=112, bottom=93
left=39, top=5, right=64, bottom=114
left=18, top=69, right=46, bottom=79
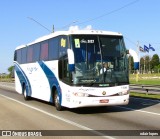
left=65, top=94, right=129, bottom=108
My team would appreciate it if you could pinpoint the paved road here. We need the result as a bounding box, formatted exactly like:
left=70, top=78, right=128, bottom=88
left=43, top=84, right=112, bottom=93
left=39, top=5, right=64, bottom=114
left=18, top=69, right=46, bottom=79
left=130, top=84, right=160, bottom=94
left=0, top=82, right=160, bottom=139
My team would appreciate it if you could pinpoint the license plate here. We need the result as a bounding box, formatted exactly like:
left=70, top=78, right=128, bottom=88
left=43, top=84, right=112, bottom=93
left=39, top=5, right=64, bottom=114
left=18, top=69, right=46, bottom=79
left=99, top=99, right=109, bottom=103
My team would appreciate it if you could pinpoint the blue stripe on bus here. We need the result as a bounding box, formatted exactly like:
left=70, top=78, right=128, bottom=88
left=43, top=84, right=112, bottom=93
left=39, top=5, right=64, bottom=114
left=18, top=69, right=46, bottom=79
left=14, top=62, right=32, bottom=96
left=38, top=61, right=62, bottom=104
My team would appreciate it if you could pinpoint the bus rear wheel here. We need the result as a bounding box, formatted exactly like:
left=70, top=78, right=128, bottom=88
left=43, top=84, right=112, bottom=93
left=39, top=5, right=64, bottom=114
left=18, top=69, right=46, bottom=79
left=54, top=90, right=62, bottom=111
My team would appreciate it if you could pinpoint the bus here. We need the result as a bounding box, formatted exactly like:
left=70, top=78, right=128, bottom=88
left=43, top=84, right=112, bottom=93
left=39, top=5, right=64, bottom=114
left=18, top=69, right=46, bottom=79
left=14, top=30, right=129, bottom=111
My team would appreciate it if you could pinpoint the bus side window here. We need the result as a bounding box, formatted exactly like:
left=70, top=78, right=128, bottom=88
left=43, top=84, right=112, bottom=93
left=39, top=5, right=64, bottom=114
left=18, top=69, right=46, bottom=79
left=48, top=37, right=59, bottom=60
left=21, top=48, right=27, bottom=64
left=59, top=36, right=68, bottom=58
left=59, top=57, right=70, bottom=83
left=17, top=49, right=22, bottom=64
left=58, top=36, right=70, bottom=83
left=14, top=51, right=17, bottom=61
left=27, top=46, right=33, bottom=63
left=40, top=41, right=49, bottom=61
left=33, top=43, right=40, bottom=62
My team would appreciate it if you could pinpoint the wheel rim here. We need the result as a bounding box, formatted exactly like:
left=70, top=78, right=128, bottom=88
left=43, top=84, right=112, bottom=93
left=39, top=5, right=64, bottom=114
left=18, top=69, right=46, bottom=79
left=55, top=93, right=59, bottom=106
left=54, top=91, right=62, bottom=110
left=24, top=89, right=27, bottom=98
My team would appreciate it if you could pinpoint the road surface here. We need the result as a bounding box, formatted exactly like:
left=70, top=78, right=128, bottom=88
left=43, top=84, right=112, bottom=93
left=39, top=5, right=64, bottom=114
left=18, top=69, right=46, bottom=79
left=130, top=84, right=160, bottom=94
left=0, top=82, right=159, bottom=139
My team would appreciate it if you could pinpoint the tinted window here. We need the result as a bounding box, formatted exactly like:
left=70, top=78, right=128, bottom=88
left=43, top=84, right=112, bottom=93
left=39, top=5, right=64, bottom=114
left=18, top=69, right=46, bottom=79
left=33, top=43, right=40, bottom=62
left=48, top=37, right=59, bottom=60
left=21, top=48, right=27, bottom=64
left=17, top=49, right=22, bottom=64
left=59, top=36, right=68, bottom=58
left=100, top=36, right=122, bottom=57
left=27, top=46, right=33, bottom=63
left=40, top=41, right=48, bottom=61
left=14, top=51, right=17, bottom=61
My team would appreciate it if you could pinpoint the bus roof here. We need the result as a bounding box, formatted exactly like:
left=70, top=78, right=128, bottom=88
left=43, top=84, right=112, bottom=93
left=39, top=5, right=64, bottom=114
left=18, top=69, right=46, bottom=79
left=16, top=30, right=123, bottom=50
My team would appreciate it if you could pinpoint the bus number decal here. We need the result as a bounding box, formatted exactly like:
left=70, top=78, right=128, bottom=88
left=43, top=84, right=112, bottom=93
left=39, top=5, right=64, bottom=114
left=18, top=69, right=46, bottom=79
left=61, top=38, right=66, bottom=47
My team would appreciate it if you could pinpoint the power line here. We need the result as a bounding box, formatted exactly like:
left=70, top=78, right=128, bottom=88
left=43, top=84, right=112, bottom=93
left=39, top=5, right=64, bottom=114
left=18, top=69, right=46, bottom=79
left=124, top=35, right=160, bottom=47
left=139, top=41, right=160, bottom=45
left=76, top=0, right=140, bottom=25
left=60, top=21, right=78, bottom=29
left=124, top=36, right=137, bottom=46
left=27, top=1, right=140, bottom=32
left=27, top=17, right=52, bottom=33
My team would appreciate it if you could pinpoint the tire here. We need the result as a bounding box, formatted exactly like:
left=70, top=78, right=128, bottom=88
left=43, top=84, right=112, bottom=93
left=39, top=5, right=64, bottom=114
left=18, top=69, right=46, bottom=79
left=54, top=90, right=62, bottom=111
left=23, top=86, right=30, bottom=100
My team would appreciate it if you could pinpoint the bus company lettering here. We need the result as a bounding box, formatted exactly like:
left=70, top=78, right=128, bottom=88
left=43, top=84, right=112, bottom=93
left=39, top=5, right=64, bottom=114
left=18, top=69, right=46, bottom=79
left=79, top=88, right=95, bottom=92
left=27, top=67, right=38, bottom=74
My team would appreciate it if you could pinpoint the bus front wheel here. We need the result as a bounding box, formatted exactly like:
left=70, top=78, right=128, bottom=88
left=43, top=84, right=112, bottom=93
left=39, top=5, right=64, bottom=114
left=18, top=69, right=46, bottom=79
left=23, top=86, right=30, bottom=100
left=54, top=90, right=62, bottom=111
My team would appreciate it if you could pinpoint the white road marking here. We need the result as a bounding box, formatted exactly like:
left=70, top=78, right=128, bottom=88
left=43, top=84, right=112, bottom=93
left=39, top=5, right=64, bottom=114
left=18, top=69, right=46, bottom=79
left=0, top=94, right=115, bottom=139
left=114, top=106, right=160, bottom=116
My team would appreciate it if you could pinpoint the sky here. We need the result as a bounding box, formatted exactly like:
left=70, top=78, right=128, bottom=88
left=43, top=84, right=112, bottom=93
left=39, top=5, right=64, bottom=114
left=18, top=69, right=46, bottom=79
left=0, top=0, right=160, bottom=73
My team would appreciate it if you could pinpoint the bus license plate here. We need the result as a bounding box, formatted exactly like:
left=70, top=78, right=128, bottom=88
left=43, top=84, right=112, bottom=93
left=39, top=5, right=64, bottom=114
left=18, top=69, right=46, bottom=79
left=99, top=99, right=109, bottom=103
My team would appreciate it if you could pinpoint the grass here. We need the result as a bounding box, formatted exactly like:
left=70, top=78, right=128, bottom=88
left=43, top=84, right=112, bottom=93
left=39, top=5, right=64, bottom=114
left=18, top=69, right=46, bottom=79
left=130, top=92, right=160, bottom=100
left=130, top=73, right=160, bottom=99
left=130, top=80, right=160, bottom=85
left=0, top=77, right=14, bottom=82
left=129, top=73, right=160, bottom=85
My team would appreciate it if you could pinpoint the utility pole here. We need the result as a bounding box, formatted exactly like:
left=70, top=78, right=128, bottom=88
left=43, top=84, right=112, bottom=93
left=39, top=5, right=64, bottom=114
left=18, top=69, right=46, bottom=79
left=135, top=41, right=140, bottom=82
left=144, top=58, right=145, bottom=73
left=52, top=25, right=54, bottom=33
left=137, top=41, right=140, bottom=73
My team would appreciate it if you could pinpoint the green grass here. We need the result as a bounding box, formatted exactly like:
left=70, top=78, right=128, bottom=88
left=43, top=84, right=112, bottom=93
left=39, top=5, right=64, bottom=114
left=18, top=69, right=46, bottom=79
left=130, top=92, right=160, bottom=99
left=129, top=73, right=160, bottom=85
left=0, top=78, right=14, bottom=82
left=130, top=74, right=160, bottom=99
left=130, top=80, right=160, bottom=85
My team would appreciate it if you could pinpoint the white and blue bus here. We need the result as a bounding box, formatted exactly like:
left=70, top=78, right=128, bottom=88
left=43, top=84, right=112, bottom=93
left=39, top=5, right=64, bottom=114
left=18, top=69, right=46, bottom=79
left=14, top=30, right=129, bottom=110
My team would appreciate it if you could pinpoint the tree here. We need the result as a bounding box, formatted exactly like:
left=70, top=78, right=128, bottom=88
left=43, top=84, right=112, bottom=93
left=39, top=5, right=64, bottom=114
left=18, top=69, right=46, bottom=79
left=144, top=55, right=151, bottom=73
left=154, top=64, right=160, bottom=73
left=8, top=65, right=14, bottom=77
left=140, top=57, right=144, bottom=73
left=150, top=54, right=160, bottom=70
left=129, top=56, right=134, bottom=73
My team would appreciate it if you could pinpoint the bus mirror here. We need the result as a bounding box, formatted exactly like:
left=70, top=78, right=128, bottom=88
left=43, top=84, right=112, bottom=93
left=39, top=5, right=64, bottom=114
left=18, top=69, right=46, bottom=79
left=67, top=49, right=75, bottom=72
left=126, top=50, right=129, bottom=54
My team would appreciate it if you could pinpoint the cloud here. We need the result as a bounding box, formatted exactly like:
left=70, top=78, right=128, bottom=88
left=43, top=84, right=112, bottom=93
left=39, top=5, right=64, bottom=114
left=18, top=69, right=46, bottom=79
left=83, top=25, right=92, bottom=30
left=69, top=25, right=79, bottom=31
left=68, top=25, right=92, bottom=31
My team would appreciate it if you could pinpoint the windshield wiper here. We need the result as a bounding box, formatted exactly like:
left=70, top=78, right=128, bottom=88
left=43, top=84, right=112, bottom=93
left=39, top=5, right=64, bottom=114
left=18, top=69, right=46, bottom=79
left=97, top=36, right=105, bottom=83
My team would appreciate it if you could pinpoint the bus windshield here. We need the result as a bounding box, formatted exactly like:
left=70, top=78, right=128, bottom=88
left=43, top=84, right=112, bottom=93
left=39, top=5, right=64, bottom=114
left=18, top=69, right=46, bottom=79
left=71, top=35, right=129, bottom=86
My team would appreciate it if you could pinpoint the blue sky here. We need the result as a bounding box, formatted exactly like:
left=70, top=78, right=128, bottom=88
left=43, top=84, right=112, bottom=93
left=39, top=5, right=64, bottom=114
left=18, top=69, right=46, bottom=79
left=0, top=0, right=160, bottom=73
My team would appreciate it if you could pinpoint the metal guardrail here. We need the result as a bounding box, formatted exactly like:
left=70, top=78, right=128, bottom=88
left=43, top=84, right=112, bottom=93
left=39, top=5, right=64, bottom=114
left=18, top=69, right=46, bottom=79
left=130, top=84, right=160, bottom=95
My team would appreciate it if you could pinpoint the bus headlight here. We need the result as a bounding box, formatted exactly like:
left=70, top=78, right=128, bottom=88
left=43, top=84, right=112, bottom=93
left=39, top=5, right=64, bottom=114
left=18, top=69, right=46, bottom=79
left=122, top=90, right=129, bottom=95
left=118, top=90, right=129, bottom=96
left=73, top=92, right=89, bottom=97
